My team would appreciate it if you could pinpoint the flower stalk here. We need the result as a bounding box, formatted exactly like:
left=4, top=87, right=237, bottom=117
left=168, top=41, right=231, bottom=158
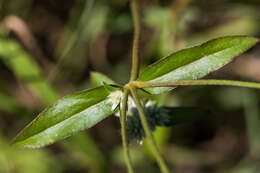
left=129, top=0, right=140, bottom=82
left=130, top=87, right=170, bottom=173
left=121, top=0, right=171, bottom=172
left=120, top=90, right=134, bottom=173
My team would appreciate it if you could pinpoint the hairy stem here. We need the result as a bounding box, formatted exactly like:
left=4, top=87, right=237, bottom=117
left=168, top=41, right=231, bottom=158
left=119, top=0, right=141, bottom=171
left=130, top=87, right=170, bottom=173
left=120, top=90, right=134, bottom=173
left=132, top=80, right=260, bottom=89
left=129, top=0, right=140, bottom=81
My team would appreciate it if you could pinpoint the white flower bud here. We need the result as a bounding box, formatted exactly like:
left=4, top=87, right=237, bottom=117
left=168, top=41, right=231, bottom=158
left=108, top=90, right=123, bottom=111
left=107, top=90, right=136, bottom=117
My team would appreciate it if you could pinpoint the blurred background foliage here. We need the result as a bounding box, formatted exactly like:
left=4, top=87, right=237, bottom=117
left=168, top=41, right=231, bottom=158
left=0, top=0, right=260, bottom=172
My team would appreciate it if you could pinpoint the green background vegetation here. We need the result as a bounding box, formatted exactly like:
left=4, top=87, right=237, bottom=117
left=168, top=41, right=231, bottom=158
left=0, top=0, right=260, bottom=172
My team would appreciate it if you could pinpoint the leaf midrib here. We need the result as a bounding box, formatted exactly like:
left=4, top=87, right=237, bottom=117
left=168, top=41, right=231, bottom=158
left=141, top=45, right=236, bottom=82
left=14, top=97, right=109, bottom=143
left=15, top=99, right=113, bottom=148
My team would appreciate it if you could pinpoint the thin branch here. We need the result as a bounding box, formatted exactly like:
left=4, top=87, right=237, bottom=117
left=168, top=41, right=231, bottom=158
left=120, top=90, right=134, bottom=173
left=119, top=0, right=141, bottom=171
left=129, top=0, right=141, bottom=81
left=132, top=80, right=260, bottom=89
left=130, top=87, right=170, bottom=173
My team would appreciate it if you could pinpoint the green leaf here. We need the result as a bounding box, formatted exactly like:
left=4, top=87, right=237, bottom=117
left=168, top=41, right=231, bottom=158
left=90, top=71, right=115, bottom=87
left=12, top=86, right=116, bottom=148
left=137, top=36, right=259, bottom=94
left=103, top=82, right=122, bottom=93
left=0, top=35, right=58, bottom=105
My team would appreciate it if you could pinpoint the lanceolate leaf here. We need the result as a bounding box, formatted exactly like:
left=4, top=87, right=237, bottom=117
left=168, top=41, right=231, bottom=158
left=12, top=86, right=116, bottom=148
left=90, top=71, right=115, bottom=87
left=137, top=36, right=259, bottom=94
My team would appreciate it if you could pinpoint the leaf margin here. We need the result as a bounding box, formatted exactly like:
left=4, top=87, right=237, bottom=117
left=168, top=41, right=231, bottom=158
left=137, top=36, right=259, bottom=94
left=12, top=86, right=117, bottom=148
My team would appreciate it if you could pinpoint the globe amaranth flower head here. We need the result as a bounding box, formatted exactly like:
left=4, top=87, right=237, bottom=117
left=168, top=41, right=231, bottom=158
left=108, top=90, right=207, bottom=143
left=125, top=104, right=175, bottom=142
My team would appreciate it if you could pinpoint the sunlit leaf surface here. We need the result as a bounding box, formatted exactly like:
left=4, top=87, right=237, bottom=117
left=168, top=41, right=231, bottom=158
left=138, top=36, right=258, bottom=94
left=12, top=86, right=116, bottom=148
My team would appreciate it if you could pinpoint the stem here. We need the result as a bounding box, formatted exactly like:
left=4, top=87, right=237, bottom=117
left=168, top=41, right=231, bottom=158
left=120, top=90, right=134, bottom=173
left=120, top=1, right=141, bottom=171
left=130, top=87, right=170, bottom=173
left=132, top=79, right=260, bottom=89
left=129, top=0, right=140, bottom=81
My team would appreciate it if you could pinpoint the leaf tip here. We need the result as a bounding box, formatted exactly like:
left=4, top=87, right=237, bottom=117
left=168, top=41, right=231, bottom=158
left=11, top=140, right=30, bottom=148
left=90, top=71, right=98, bottom=75
left=11, top=137, right=49, bottom=149
left=253, top=37, right=259, bottom=43
left=243, top=36, right=259, bottom=46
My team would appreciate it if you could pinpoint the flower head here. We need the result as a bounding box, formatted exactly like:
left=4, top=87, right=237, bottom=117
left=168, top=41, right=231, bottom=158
left=108, top=90, right=123, bottom=111
left=107, top=90, right=136, bottom=117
